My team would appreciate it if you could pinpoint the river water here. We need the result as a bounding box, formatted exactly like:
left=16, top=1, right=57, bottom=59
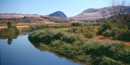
left=0, top=34, right=82, bottom=65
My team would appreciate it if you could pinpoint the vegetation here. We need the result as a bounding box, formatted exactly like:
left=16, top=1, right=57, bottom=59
left=98, top=17, right=130, bottom=41
left=71, top=23, right=83, bottom=26
left=29, top=24, right=49, bottom=31
left=0, top=22, right=19, bottom=38
left=7, top=22, right=12, bottom=28
left=0, top=12, right=130, bottom=65
left=68, top=27, right=96, bottom=38
left=29, top=30, right=130, bottom=65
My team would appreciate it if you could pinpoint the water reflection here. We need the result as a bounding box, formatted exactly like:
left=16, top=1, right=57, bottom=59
left=29, top=39, right=83, bottom=65
left=0, top=31, right=31, bottom=45
left=0, top=35, right=81, bottom=65
left=0, top=33, right=19, bottom=45
left=8, top=38, right=13, bottom=45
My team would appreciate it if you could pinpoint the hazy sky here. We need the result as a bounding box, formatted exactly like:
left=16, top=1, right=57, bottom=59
left=0, top=0, right=130, bottom=17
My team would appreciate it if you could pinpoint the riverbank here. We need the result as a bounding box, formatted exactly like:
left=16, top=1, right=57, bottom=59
left=28, top=30, right=130, bottom=65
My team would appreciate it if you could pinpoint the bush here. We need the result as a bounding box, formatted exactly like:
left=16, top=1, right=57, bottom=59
left=7, top=22, right=12, bottom=28
left=98, top=20, right=114, bottom=35
left=29, top=30, right=84, bottom=44
left=118, top=30, right=130, bottom=41
left=93, top=56, right=122, bottom=65
left=29, top=24, right=49, bottom=30
left=69, top=27, right=96, bottom=38
left=84, top=30, right=96, bottom=38
left=102, top=29, right=114, bottom=37
left=98, top=20, right=130, bottom=41
left=71, top=23, right=82, bottom=26
left=84, top=40, right=130, bottom=64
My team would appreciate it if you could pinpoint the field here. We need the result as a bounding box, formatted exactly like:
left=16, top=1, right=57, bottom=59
left=1, top=22, right=130, bottom=46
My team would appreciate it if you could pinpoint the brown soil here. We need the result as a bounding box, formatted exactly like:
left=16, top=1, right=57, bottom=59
left=56, top=28, right=71, bottom=31
left=0, top=26, right=7, bottom=29
left=93, top=35, right=130, bottom=46
left=124, top=42, right=130, bottom=46
left=93, top=35, right=113, bottom=41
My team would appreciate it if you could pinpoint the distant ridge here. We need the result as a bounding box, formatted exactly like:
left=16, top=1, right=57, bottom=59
left=0, top=13, right=40, bottom=18
left=70, top=6, right=130, bottom=22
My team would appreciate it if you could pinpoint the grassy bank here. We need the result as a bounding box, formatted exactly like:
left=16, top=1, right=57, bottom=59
left=29, top=30, right=130, bottom=65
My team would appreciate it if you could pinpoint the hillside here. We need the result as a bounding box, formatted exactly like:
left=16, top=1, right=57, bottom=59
left=0, top=13, right=40, bottom=18
left=70, top=6, right=130, bottom=22
left=0, top=16, right=70, bottom=24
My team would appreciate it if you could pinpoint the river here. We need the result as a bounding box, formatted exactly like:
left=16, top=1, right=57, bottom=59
left=0, top=34, right=82, bottom=65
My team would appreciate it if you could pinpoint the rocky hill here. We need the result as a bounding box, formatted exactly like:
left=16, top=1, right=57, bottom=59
left=49, top=11, right=67, bottom=18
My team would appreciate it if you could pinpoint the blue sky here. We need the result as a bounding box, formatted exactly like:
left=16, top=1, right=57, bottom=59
left=0, top=0, right=130, bottom=17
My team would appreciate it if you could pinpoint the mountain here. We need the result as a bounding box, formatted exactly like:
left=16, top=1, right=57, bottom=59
left=49, top=11, right=67, bottom=18
left=43, top=16, right=69, bottom=23
left=70, top=6, right=130, bottom=22
left=0, top=14, right=70, bottom=24
left=0, top=13, right=40, bottom=18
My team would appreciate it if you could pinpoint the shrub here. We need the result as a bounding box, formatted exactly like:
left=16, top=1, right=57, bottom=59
left=118, top=30, right=130, bottom=41
left=29, top=24, right=49, bottom=30
left=7, top=22, right=12, bottom=28
left=102, top=29, right=114, bottom=37
left=69, top=27, right=96, bottom=38
left=71, top=23, right=82, bottom=26
left=98, top=20, right=115, bottom=35
left=29, top=30, right=84, bottom=44
left=93, top=56, right=122, bottom=65
left=84, top=30, right=96, bottom=38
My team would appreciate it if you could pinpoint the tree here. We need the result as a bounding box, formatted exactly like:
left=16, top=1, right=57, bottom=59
left=100, top=8, right=107, bottom=19
left=110, top=0, right=126, bottom=20
left=7, top=22, right=12, bottom=28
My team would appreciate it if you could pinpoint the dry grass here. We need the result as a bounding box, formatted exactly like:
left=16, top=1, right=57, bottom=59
left=0, top=26, right=29, bottom=30
left=124, top=42, right=130, bottom=46
left=55, top=28, right=71, bottom=31
left=93, top=35, right=130, bottom=46
left=0, top=26, right=7, bottom=29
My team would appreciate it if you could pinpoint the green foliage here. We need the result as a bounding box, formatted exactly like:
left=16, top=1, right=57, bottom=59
left=29, top=24, right=49, bottom=30
left=118, top=30, right=130, bottom=41
left=69, top=27, right=96, bottom=38
left=7, top=22, right=12, bottom=28
left=98, top=20, right=114, bottom=35
left=99, top=19, right=130, bottom=41
left=93, top=56, right=122, bottom=65
left=29, top=30, right=130, bottom=65
left=71, top=23, right=82, bottom=26
left=29, top=30, right=84, bottom=44
left=102, top=29, right=114, bottom=37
